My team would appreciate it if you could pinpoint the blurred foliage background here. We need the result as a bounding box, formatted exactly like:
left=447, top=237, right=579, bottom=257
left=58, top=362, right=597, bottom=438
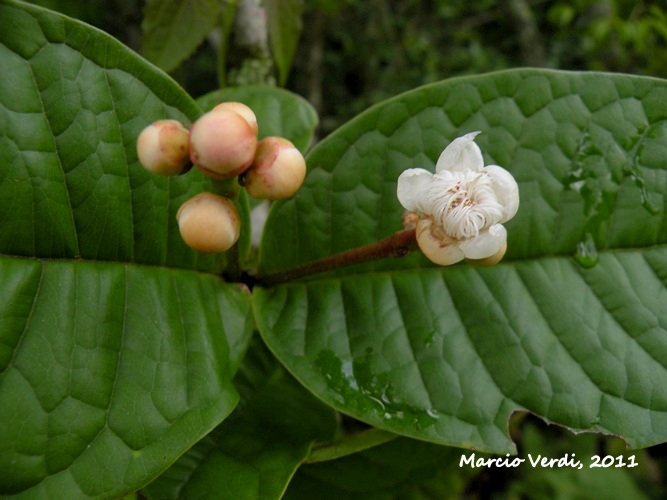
left=293, top=0, right=667, bottom=134
left=23, top=0, right=667, bottom=497
left=28, top=0, right=667, bottom=137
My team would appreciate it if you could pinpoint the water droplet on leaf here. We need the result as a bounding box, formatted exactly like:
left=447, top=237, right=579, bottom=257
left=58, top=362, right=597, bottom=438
left=575, top=233, right=599, bottom=268
left=426, top=408, right=440, bottom=419
left=640, top=190, right=659, bottom=215
left=627, top=155, right=660, bottom=215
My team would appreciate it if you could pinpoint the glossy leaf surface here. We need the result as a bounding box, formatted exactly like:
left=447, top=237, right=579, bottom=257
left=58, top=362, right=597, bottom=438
left=256, top=70, right=667, bottom=452
left=0, top=1, right=252, bottom=496
left=0, top=0, right=241, bottom=273
left=0, top=257, right=252, bottom=497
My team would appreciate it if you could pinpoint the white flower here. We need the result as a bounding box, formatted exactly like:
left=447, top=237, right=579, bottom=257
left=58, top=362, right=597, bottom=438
left=397, top=131, right=519, bottom=266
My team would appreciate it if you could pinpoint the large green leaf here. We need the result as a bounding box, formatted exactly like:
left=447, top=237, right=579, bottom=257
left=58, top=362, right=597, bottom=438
left=0, top=0, right=240, bottom=273
left=196, top=85, right=318, bottom=153
left=0, top=1, right=252, bottom=496
left=141, top=0, right=221, bottom=73
left=255, top=69, right=667, bottom=453
left=0, top=257, right=251, bottom=497
left=143, top=337, right=337, bottom=499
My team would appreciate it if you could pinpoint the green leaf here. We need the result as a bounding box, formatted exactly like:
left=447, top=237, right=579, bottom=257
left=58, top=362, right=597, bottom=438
left=285, top=437, right=477, bottom=499
left=141, top=0, right=222, bottom=73
left=0, top=1, right=252, bottom=496
left=143, top=337, right=337, bottom=500
left=0, top=257, right=252, bottom=497
left=196, top=85, right=318, bottom=153
left=255, top=69, right=667, bottom=452
left=264, top=0, right=304, bottom=86
left=0, top=0, right=242, bottom=273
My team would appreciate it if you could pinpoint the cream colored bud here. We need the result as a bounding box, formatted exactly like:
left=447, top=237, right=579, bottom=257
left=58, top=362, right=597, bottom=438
left=190, top=108, right=258, bottom=180
left=213, top=102, right=258, bottom=135
left=243, top=137, right=306, bottom=200
left=176, top=193, right=240, bottom=253
left=137, top=120, right=191, bottom=176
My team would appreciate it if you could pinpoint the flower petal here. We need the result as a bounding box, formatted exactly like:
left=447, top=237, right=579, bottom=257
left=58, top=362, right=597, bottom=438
left=459, top=224, right=507, bottom=260
left=483, top=165, right=520, bottom=222
left=416, top=218, right=465, bottom=265
left=466, top=243, right=507, bottom=267
left=397, top=168, right=434, bottom=212
left=435, top=131, right=483, bottom=173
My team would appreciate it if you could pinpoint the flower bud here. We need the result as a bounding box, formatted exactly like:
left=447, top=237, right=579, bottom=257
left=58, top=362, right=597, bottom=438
left=136, top=120, right=191, bottom=176
left=189, top=107, right=258, bottom=180
left=243, top=137, right=306, bottom=200
left=176, top=193, right=240, bottom=253
left=213, top=102, right=258, bottom=135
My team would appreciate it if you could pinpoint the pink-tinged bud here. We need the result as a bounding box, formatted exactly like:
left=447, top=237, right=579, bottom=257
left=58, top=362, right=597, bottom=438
left=213, top=102, right=258, bottom=135
left=136, top=120, right=191, bottom=176
left=243, top=137, right=306, bottom=200
left=176, top=193, right=240, bottom=253
left=189, top=108, right=258, bottom=180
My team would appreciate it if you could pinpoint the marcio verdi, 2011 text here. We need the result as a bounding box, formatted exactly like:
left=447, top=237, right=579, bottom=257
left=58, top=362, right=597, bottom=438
left=459, top=453, right=639, bottom=470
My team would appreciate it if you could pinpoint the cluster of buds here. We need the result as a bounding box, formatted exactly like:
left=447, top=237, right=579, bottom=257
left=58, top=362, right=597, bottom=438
left=136, top=102, right=307, bottom=253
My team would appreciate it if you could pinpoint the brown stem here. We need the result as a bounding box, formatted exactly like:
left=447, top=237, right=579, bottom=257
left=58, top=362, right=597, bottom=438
left=256, top=229, right=418, bottom=287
